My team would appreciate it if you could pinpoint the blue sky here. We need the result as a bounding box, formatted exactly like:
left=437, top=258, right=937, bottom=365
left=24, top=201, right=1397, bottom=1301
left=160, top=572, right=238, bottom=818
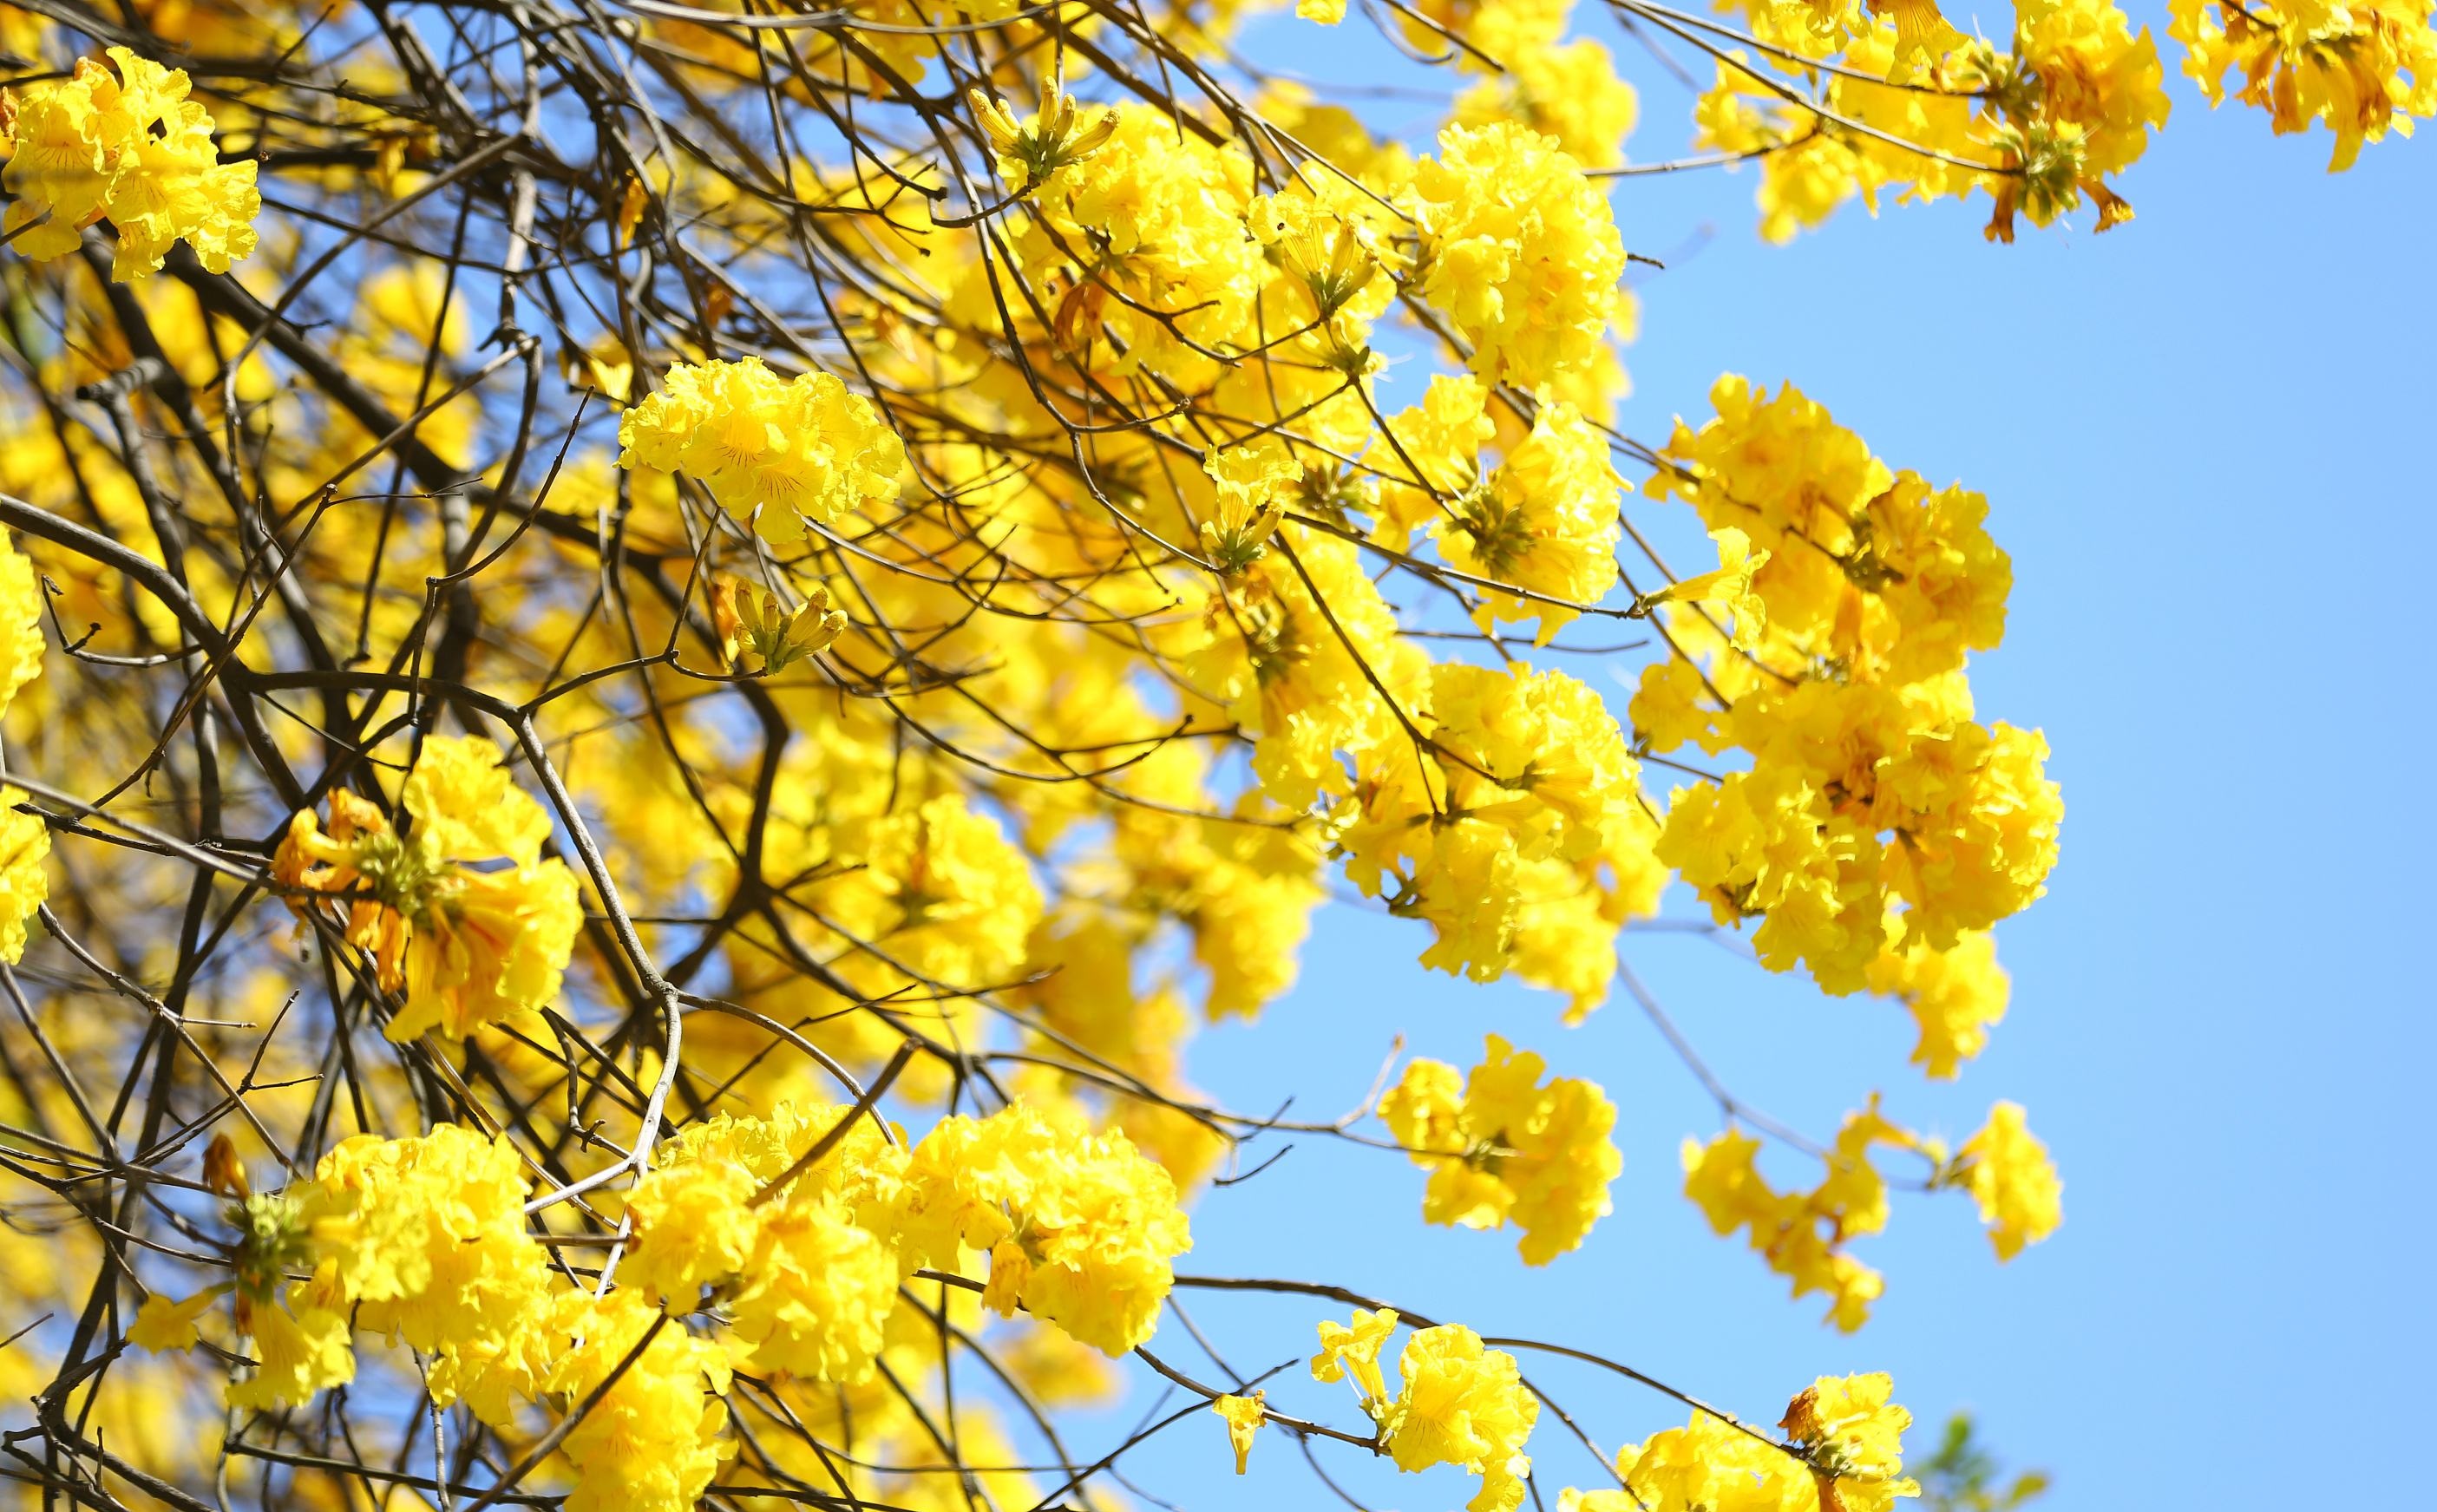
left=1096, top=8, right=2437, bottom=1509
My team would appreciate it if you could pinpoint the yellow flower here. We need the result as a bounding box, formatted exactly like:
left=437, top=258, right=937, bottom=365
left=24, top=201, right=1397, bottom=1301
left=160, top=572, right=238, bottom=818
left=543, top=1287, right=734, bottom=1512
left=273, top=736, right=584, bottom=1042
left=1213, top=1391, right=1265, bottom=1473
left=0, top=788, right=50, bottom=965
left=1615, top=1409, right=1788, bottom=1512
left=1865, top=915, right=2008, bottom=1079
left=1374, top=372, right=1492, bottom=551
left=1955, top=1100, right=2061, bottom=1260
left=1780, top=1371, right=1921, bottom=1512
left=2174, top=0, right=2436, bottom=170
left=383, top=857, right=582, bottom=1041
left=1380, top=1035, right=1621, bottom=1264
left=227, top=1287, right=354, bottom=1410
left=1386, top=1325, right=1539, bottom=1512
left=1313, top=1311, right=1537, bottom=1512
left=1621, top=1371, right=1919, bottom=1512
left=968, top=83, right=1122, bottom=193
left=0, top=532, right=43, bottom=716
left=1680, top=1101, right=1927, bottom=1331
left=1648, top=527, right=1771, bottom=651
left=1409, top=122, right=1627, bottom=389
left=399, top=734, right=555, bottom=867
left=1452, top=36, right=1639, bottom=170
left=1200, top=436, right=1300, bottom=573
left=902, top=1101, right=1191, bottom=1354
left=1176, top=527, right=1421, bottom=810
left=1309, top=1306, right=1398, bottom=1410
left=625, top=1102, right=912, bottom=1383
left=1629, top=659, right=1725, bottom=756
left=560, top=341, right=635, bottom=402
left=712, top=576, right=848, bottom=674
left=1654, top=671, right=2061, bottom=997
left=128, top=1288, right=223, bottom=1352
left=299, top=1125, right=555, bottom=1415
left=729, top=1193, right=901, bottom=1381
left=0, top=48, right=260, bottom=278
left=1439, top=401, right=1622, bottom=645
left=617, top=356, right=907, bottom=537
left=623, top=1160, right=763, bottom=1304
left=843, top=792, right=1044, bottom=992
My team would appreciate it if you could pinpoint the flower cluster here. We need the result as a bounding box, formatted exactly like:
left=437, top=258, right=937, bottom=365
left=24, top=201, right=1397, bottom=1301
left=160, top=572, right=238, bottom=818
left=1690, top=0, right=2172, bottom=241
left=2172, top=0, right=2437, bottom=169
left=140, top=1098, right=1189, bottom=1512
left=1864, top=912, right=2010, bottom=1079
left=971, top=83, right=1123, bottom=193
left=273, top=735, right=584, bottom=1042
left=1009, top=104, right=1270, bottom=383
left=1175, top=526, right=1423, bottom=811
left=1605, top=1372, right=1918, bottom=1512
left=2, top=47, right=261, bottom=278
left=711, top=575, right=850, bottom=674
left=624, top=1102, right=909, bottom=1381
left=1408, top=121, right=1628, bottom=389
left=1312, top=1308, right=1540, bottom=1512
left=1643, top=376, right=2060, bottom=999
left=1680, top=1103, right=1920, bottom=1331
left=547, top=1287, right=737, bottom=1512
left=1380, top=1035, right=1622, bottom=1263
left=179, top=1126, right=734, bottom=1512
left=287, top=1124, right=558, bottom=1414
left=1450, top=0, right=1641, bottom=170
left=617, top=356, right=907, bottom=538
left=1952, top=1099, right=2064, bottom=1259
left=1436, top=398, right=1622, bottom=645
left=626, top=1097, right=1196, bottom=1368
left=1338, top=659, right=1663, bottom=1011
left=905, top=1101, right=1194, bottom=1353
left=1684, top=1090, right=2060, bottom=1327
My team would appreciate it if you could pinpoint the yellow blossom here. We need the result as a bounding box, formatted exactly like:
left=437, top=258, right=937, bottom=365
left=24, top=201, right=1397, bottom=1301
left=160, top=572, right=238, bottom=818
left=1387, top=1328, right=1536, bottom=1512
left=1781, top=1371, right=1922, bottom=1512
left=617, top=356, right=907, bottom=537
left=2174, top=0, right=2437, bottom=169
left=969, top=84, right=1122, bottom=193
left=128, top=1288, right=221, bottom=1352
left=273, top=736, right=584, bottom=1042
left=544, top=1287, right=734, bottom=1512
left=1680, top=1101, right=1929, bottom=1330
left=1865, top=916, right=2009, bottom=1078
left=2, top=48, right=260, bottom=278
left=1409, top=122, right=1627, bottom=389
left=1648, top=527, right=1771, bottom=651
left=1619, top=1371, right=1919, bottom=1512
left=1955, top=1100, right=2061, bottom=1260
left=0, top=532, right=43, bottom=714
left=0, top=788, right=49, bottom=965
left=1310, top=1305, right=1399, bottom=1409
left=1439, top=400, right=1622, bottom=645
left=901, top=1101, right=1191, bottom=1354
left=1381, top=1035, right=1621, bottom=1263
left=227, top=1286, right=354, bottom=1410
left=1213, top=1391, right=1265, bottom=1473
left=1201, top=436, right=1300, bottom=572
left=1453, top=36, right=1639, bottom=170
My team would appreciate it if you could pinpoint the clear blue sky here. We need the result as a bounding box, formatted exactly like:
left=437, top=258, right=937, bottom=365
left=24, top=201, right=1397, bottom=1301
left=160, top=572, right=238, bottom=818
left=1088, top=9, right=2436, bottom=1509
